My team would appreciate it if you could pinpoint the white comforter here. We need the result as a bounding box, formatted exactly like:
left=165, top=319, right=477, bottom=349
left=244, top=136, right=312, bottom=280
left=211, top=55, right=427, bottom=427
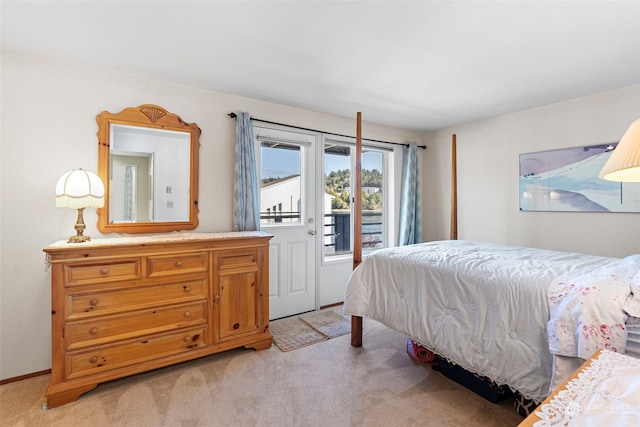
left=343, top=240, right=614, bottom=403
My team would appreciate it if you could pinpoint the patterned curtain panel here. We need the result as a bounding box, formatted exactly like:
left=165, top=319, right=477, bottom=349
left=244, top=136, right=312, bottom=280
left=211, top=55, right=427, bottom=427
left=233, top=112, right=260, bottom=231
left=123, top=165, right=134, bottom=221
left=398, top=142, right=422, bottom=245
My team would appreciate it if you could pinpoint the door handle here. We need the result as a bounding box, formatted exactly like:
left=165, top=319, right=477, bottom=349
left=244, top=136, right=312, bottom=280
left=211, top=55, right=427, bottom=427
left=308, top=230, right=316, bottom=236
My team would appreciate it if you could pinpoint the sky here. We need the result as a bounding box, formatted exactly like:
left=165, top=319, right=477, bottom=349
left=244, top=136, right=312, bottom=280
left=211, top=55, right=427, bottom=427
left=261, top=146, right=382, bottom=179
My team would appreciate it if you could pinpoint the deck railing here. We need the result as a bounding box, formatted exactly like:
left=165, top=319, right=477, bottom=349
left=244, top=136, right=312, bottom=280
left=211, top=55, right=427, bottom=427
left=324, top=212, right=382, bottom=255
left=260, top=211, right=383, bottom=255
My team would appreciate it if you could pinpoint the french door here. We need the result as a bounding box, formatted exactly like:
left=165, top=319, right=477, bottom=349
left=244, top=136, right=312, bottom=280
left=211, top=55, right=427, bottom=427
left=254, top=126, right=318, bottom=320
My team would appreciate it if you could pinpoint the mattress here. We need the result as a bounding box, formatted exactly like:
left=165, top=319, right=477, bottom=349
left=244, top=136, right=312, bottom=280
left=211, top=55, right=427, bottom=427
left=343, top=240, right=617, bottom=403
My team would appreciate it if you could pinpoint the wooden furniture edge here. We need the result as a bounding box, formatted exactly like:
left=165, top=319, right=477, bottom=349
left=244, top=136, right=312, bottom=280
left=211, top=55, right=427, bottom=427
left=350, top=113, right=364, bottom=348
left=45, top=384, right=98, bottom=409
left=518, top=349, right=602, bottom=426
left=450, top=134, right=457, bottom=240
left=351, top=315, right=363, bottom=347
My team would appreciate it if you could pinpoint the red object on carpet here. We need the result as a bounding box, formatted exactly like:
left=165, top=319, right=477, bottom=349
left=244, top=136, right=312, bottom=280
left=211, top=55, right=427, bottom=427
left=406, top=339, right=435, bottom=363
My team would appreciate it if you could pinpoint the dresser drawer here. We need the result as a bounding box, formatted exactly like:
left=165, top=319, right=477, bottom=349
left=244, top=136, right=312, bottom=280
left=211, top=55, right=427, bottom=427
left=65, top=259, right=142, bottom=287
left=65, top=327, right=207, bottom=380
left=66, top=302, right=207, bottom=350
left=218, top=251, right=258, bottom=272
left=147, top=252, right=208, bottom=278
left=67, top=279, right=207, bottom=320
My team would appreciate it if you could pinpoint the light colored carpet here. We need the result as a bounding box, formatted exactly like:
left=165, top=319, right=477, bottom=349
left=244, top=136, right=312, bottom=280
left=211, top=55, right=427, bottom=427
left=0, top=315, right=525, bottom=426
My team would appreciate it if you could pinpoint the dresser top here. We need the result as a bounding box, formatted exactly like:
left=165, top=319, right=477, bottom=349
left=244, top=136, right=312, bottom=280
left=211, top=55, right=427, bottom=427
left=45, top=231, right=272, bottom=250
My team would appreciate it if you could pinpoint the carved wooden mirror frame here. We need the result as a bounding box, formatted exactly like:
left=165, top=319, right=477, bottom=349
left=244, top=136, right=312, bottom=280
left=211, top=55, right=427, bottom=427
left=96, top=104, right=200, bottom=234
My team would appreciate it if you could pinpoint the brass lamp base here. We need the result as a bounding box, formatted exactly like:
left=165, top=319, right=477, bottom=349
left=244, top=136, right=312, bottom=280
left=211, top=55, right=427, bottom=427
left=68, top=234, right=91, bottom=244
left=68, top=208, right=91, bottom=243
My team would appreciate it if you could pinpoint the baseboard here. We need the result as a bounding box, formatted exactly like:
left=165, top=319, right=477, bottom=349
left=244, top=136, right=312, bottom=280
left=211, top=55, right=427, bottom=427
left=320, top=301, right=344, bottom=310
left=0, top=369, right=50, bottom=385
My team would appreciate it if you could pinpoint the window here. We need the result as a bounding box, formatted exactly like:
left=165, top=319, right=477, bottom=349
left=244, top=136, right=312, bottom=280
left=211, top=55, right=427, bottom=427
left=323, top=138, right=392, bottom=258
left=259, top=140, right=304, bottom=226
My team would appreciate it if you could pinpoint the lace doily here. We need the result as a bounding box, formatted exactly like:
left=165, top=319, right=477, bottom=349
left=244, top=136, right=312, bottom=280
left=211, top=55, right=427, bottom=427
left=534, top=349, right=640, bottom=426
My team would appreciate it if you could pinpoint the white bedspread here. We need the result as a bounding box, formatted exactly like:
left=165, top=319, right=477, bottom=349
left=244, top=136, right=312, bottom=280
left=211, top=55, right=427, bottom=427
left=343, top=240, right=614, bottom=403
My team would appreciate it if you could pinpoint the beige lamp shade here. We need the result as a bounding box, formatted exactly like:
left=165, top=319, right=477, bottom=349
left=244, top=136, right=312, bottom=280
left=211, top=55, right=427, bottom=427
left=599, top=118, right=640, bottom=182
left=56, top=169, right=105, bottom=209
left=55, top=169, right=105, bottom=243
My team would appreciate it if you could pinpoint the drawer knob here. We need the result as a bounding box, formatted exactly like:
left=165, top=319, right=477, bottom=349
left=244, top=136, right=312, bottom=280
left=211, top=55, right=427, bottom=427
left=175, top=261, right=183, bottom=267
left=89, top=299, right=99, bottom=306
left=184, top=311, right=191, bottom=318
left=89, top=327, right=98, bottom=335
left=183, top=285, right=191, bottom=293
left=100, top=268, right=109, bottom=275
left=184, top=336, right=191, bottom=342
left=89, top=356, right=98, bottom=364
left=233, top=323, right=240, bottom=330
left=214, top=295, right=220, bottom=303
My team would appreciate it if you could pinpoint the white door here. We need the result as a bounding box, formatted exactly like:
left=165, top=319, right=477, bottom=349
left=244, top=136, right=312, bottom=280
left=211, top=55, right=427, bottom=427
left=254, top=126, right=317, bottom=320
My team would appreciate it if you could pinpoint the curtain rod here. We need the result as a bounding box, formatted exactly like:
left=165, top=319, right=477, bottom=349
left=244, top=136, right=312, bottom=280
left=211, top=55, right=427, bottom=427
left=228, top=112, right=426, bottom=149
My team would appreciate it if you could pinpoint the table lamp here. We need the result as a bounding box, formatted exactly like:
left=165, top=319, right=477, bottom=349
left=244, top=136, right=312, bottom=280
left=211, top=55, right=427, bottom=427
left=55, top=169, right=105, bottom=243
left=599, top=118, right=640, bottom=182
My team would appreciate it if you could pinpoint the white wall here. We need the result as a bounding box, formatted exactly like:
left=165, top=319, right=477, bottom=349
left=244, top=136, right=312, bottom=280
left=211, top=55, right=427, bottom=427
left=3, top=50, right=637, bottom=381
left=423, top=85, right=640, bottom=257
left=0, top=50, right=422, bottom=380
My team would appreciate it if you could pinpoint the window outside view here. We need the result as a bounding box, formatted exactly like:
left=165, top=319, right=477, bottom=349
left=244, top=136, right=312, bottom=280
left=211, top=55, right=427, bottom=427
left=324, top=144, right=384, bottom=257
left=258, top=139, right=387, bottom=257
left=259, top=142, right=303, bottom=226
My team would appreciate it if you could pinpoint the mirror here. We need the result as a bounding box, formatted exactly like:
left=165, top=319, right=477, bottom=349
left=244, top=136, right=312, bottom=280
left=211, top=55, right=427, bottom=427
left=97, top=104, right=200, bottom=234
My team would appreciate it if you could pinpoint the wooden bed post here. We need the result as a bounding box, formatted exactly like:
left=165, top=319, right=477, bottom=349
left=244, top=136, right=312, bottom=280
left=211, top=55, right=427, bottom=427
left=351, top=112, right=363, bottom=347
left=450, top=134, right=458, bottom=241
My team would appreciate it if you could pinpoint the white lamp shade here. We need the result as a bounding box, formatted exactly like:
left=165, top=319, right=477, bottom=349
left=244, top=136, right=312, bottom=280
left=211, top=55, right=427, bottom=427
left=56, top=169, right=105, bottom=209
left=599, top=118, right=640, bottom=182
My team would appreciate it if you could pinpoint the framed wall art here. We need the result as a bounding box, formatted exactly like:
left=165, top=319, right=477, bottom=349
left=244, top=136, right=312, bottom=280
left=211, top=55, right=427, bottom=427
left=519, top=143, right=640, bottom=213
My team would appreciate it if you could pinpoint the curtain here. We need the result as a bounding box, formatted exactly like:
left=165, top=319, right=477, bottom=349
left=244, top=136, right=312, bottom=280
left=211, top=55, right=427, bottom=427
left=398, top=142, right=422, bottom=245
left=123, top=165, right=134, bottom=221
left=233, top=112, right=260, bottom=231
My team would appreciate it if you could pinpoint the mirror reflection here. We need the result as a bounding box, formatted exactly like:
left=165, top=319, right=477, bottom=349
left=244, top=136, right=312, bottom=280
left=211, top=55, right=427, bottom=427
left=110, top=125, right=190, bottom=223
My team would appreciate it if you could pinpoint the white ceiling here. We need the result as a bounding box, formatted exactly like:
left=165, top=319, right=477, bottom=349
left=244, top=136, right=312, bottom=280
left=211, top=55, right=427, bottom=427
left=2, top=1, right=639, bottom=131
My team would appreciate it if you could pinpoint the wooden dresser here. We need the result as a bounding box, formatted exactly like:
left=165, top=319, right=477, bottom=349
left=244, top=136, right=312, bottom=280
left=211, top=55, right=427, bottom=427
left=43, top=231, right=272, bottom=408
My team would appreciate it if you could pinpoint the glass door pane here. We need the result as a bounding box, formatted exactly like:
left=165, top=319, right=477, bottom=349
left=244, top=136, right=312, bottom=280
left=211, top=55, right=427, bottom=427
left=324, top=144, right=351, bottom=256
left=361, top=150, right=384, bottom=253
left=323, top=144, right=386, bottom=257
left=260, top=142, right=303, bottom=226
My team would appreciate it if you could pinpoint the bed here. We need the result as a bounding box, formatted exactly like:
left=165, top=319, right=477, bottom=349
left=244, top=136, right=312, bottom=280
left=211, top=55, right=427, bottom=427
left=344, top=121, right=640, bottom=405
left=343, top=239, right=640, bottom=403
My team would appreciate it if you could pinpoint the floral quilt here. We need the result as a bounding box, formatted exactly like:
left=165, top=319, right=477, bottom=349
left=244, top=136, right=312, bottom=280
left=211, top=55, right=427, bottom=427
left=548, top=255, right=640, bottom=359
